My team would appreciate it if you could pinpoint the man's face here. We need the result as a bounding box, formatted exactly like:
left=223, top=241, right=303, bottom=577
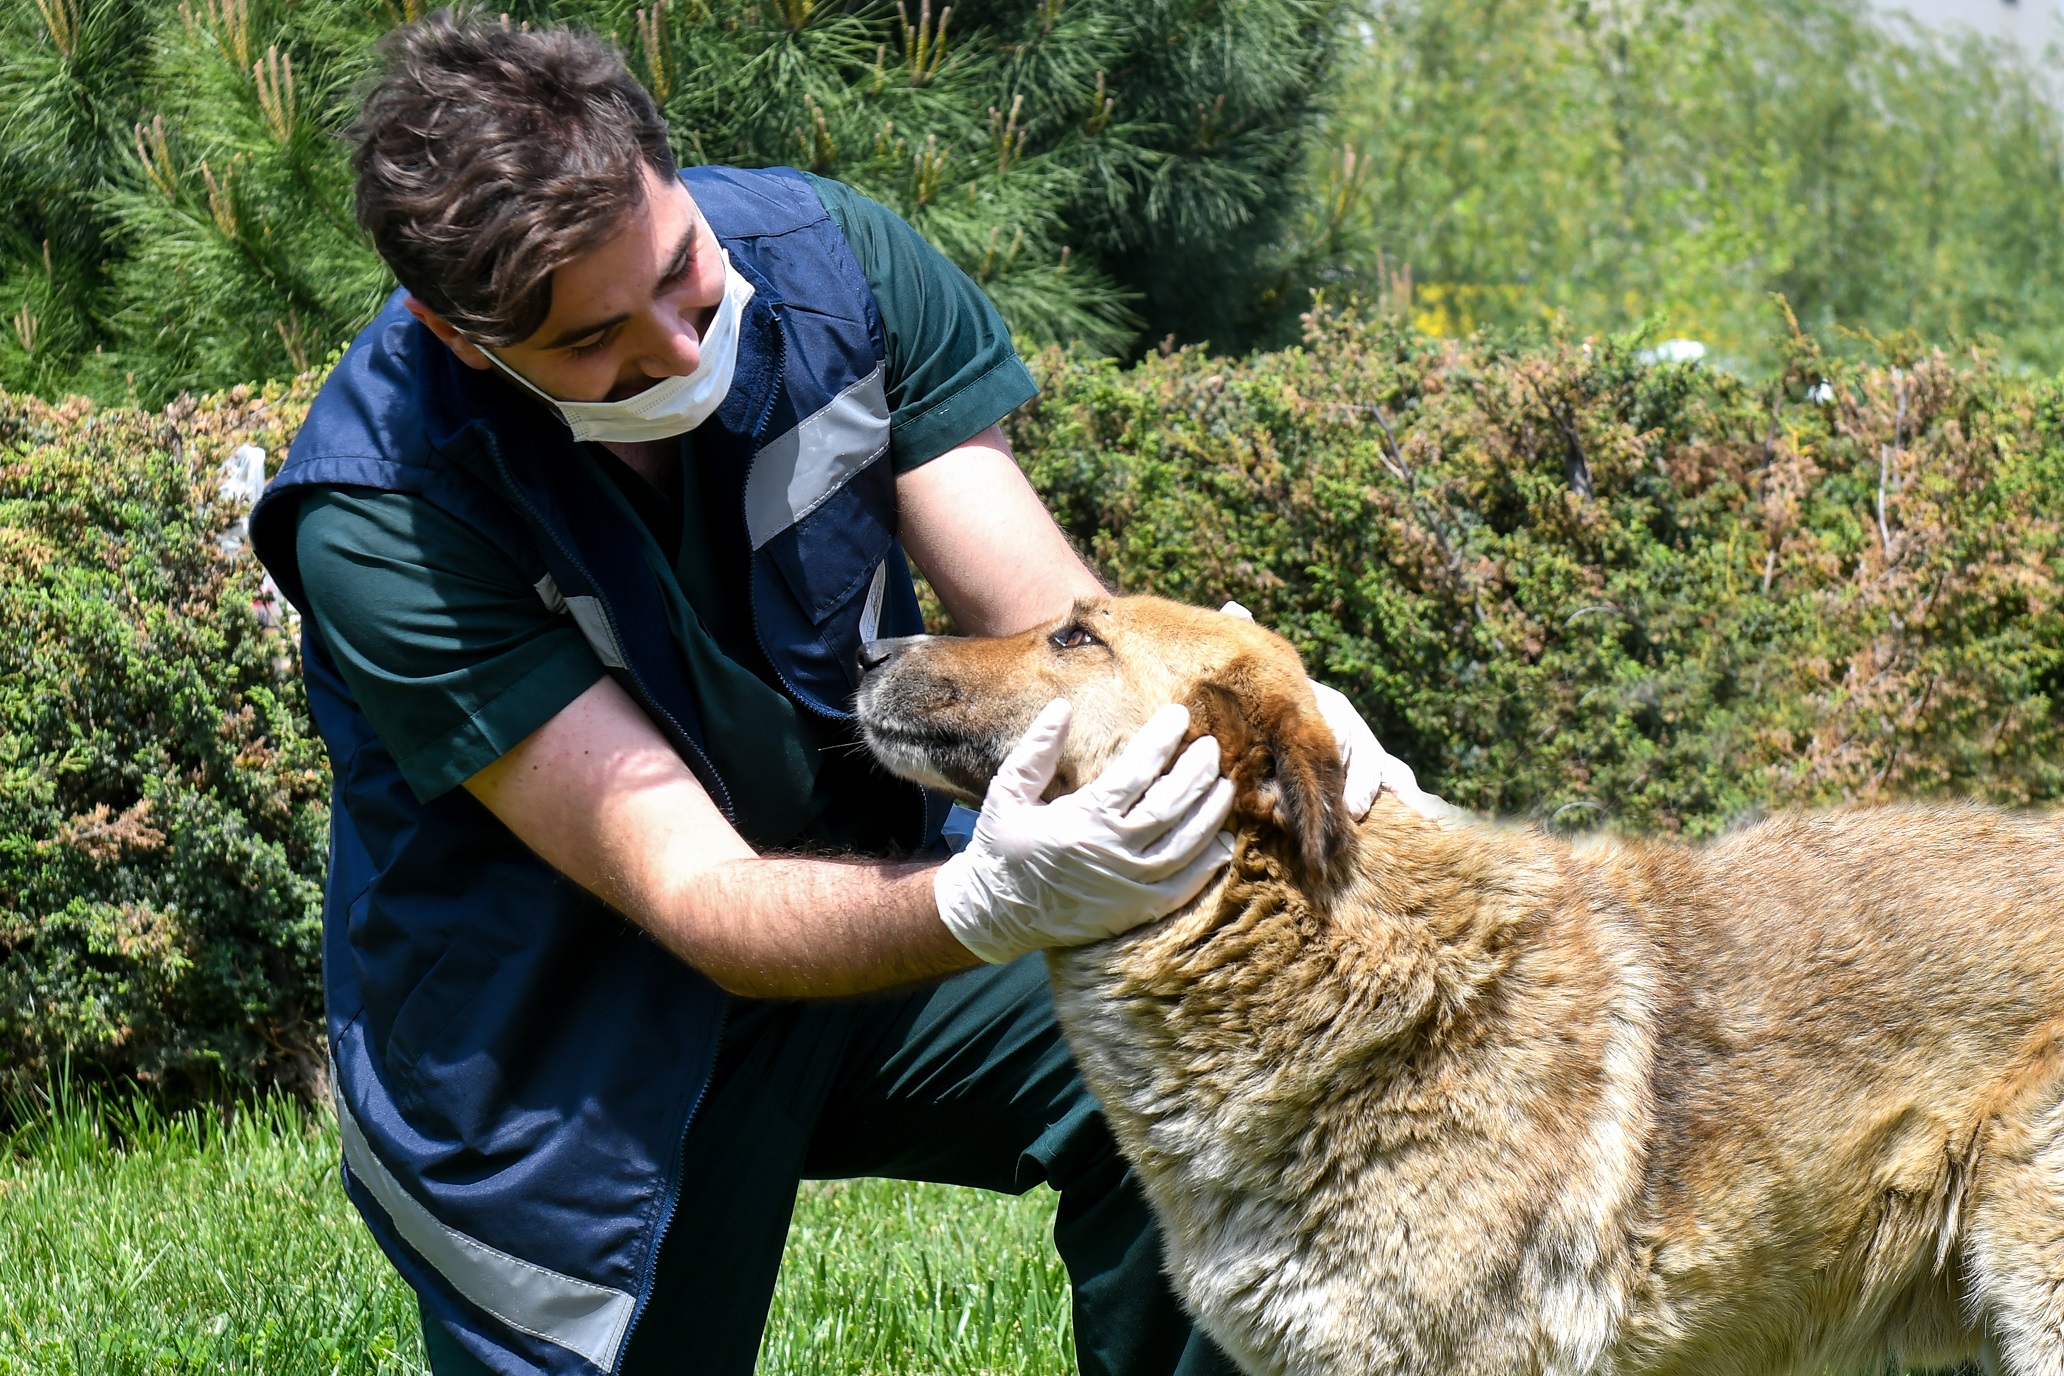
left=408, top=161, right=730, bottom=404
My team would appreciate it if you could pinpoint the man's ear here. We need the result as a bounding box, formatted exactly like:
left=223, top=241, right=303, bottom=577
left=403, top=295, right=493, bottom=371
left=1185, top=674, right=1350, bottom=882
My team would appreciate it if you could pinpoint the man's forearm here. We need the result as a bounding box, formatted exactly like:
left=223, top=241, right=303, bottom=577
left=467, top=677, right=981, bottom=1000
left=635, top=854, right=978, bottom=999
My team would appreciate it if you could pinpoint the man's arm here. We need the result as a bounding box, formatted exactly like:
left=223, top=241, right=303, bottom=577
left=465, top=431, right=1113, bottom=998
left=466, top=673, right=974, bottom=998
left=896, top=424, right=1105, bottom=635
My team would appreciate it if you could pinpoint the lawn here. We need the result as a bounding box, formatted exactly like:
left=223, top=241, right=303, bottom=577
left=0, top=1093, right=1074, bottom=1375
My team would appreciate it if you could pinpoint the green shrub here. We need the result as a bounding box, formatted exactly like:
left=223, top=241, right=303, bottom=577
left=0, top=376, right=326, bottom=1105
left=1009, top=311, right=2064, bottom=833
left=9, top=311, right=2063, bottom=1100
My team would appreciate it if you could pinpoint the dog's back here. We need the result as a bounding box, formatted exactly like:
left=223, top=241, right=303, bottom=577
left=1623, top=805, right=2064, bottom=1376
left=1052, top=801, right=2064, bottom=1376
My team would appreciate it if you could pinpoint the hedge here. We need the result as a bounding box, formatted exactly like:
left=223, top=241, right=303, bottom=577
left=0, top=377, right=328, bottom=1106
left=1010, top=310, right=2064, bottom=830
left=4, top=311, right=2061, bottom=1098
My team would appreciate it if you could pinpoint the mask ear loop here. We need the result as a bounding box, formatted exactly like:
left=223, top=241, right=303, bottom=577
left=478, top=345, right=572, bottom=411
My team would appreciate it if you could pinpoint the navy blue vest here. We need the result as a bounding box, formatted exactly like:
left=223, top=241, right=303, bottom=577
left=251, top=167, right=946, bottom=1375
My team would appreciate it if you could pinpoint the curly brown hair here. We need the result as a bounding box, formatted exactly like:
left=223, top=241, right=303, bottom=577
left=348, top=12, right=677, bottom=348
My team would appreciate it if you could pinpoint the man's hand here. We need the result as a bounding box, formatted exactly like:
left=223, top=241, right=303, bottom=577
left=1307, top=680, right=1454, bottom=820
left=466, top=676, right=974, bottom=999
left=936, top=701, right=1235, bottom=963
left=1219, top=601, right=1454, bottom=821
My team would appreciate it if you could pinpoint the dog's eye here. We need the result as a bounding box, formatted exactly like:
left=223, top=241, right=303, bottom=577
left=1050, top=624, right=1102, bottom=650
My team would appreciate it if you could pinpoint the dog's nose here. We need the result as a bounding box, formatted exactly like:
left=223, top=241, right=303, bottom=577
left=857, top=640, right=895, bottom=674
left=856, top=634, right=930, bottom=678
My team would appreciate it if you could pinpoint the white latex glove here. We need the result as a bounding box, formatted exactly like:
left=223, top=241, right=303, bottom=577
left=936, top=700, right=1237, bottom=964
left=1220, top=601, right=1454, bottom=821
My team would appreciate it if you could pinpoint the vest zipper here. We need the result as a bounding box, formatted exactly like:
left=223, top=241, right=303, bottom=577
left=612, top=996, right=727, bottom=1373
left=487, top=431, right=740, bottom=1370
left=621, top=308, right=904, bottom=1363
left=482, top=435, right=738, bottom=821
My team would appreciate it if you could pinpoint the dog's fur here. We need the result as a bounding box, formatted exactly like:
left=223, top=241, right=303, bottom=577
left=856, top=595, right=2064, bottom=1376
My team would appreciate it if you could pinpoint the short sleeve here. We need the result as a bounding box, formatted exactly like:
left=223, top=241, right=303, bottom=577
left=294, top=489, right=605, bottom=801
left=803, top=174, right=1040, bottom=472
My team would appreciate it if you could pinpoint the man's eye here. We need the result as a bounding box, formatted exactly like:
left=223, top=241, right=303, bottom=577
left=1050, top=625, right=1101, bottom=650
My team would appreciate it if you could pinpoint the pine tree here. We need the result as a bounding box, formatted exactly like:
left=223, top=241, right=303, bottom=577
left=0, top=0, right=158, bottom=397
left=0, top=0, right=1345, bottom=403
left=103, top=0, right=391, bottom=397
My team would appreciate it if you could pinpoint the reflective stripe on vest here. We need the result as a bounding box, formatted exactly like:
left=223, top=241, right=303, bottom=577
left=534, top=572, right=629, bottom=670
left=333, top=1073, right=639, bottom=1370
left=745, top=362, right=890, bottom=549
left=858, top=560, right=888, bottom=643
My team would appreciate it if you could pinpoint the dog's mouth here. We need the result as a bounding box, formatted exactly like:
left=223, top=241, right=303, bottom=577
left=855, top=713, right=1011, bottom=805
left=853, top=636, right=1082, bottom=806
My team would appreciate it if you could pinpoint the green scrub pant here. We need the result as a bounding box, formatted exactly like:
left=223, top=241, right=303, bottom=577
left=419, top=954, right=1236, bottom=1376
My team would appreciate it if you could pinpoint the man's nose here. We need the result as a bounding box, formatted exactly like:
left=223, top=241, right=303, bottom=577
left=633, top=305, right=707, bottom=378
left=637, top=331, right=700, bottom=379
left=857, top=635, right=932, bottom=677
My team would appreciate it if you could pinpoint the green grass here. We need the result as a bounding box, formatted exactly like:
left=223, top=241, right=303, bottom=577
left=0, top=1093, right=1073, bottom=1375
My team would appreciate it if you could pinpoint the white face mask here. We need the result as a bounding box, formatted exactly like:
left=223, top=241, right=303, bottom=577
left=482, top=250, right=756, bottom=444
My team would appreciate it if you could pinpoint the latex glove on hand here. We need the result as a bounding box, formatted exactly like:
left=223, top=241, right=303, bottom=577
left=936, top=700, right=1237, bottom=964
left=1220, top=601, right=1456, bottom=822
left=1308, top=679, right=1455, bottom=820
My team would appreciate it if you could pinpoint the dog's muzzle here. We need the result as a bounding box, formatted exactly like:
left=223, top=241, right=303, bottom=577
left=855, top=633, right=934, bottom=680
left=853, top=634, right=1008, bottom=803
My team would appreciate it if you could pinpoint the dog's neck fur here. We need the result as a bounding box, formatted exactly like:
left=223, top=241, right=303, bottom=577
left=1046, top=799, right=1659, bottom=1376
left=1050, top=798, right=1568, bottom=1170
left=1248, top=796, right=1556, bottom=1013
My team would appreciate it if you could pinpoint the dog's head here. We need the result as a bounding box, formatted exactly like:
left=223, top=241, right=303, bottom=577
left=856, top=595, right=1350, bottom=880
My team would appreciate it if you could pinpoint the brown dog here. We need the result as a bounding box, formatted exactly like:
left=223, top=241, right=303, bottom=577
left=856, top=594, right=2064, bottom=1376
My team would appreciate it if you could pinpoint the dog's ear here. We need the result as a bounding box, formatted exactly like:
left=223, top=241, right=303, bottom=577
left=1186, top=670, right=1350, bottom=882
left=1263, top=692, right=1353, bottom=880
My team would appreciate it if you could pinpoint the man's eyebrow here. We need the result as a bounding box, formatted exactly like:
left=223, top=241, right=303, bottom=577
left=654, top=220, right=698, bottom=288
left=537, top=222, right=698, bottom=352
left=540, top=310, right=629, bottom=353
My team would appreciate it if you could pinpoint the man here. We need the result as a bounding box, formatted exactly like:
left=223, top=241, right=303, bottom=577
left=250, top=15, right=1423, bottom=1376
